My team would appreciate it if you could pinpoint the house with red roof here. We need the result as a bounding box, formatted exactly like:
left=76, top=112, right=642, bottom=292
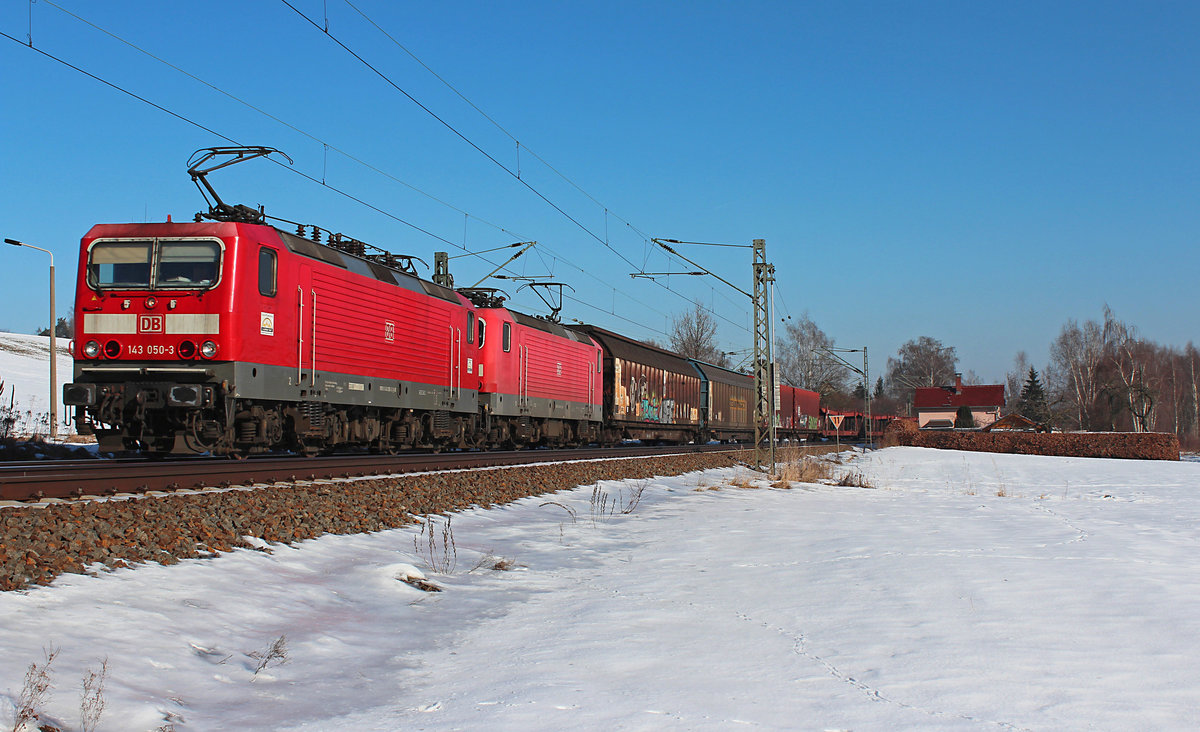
left=913, top=374, right=1005, bottom=429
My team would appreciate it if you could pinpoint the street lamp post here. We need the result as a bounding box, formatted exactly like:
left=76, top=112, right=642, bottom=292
left=5, top=238, right=57, bottom=439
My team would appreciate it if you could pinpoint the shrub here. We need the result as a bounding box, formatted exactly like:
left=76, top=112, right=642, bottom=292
left=13, top=646, right=59, bottom=731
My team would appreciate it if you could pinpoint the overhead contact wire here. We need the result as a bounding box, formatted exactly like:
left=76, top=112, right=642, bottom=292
left=0, top=30, right=516, bottom=260
left=38, top=0, right=525, bottom=246
left=280, top=0, right=747, bottom=332
left=342, top=0, right=655, bottom=242
left=0, top=20, right=671, bottom=334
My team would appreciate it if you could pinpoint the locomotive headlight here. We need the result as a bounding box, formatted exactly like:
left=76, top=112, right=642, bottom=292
left=83, top=340, right=101, bottom=358
left=103, top=340, right=121, bottom=358
left=200, top=340, right=218, bottom=359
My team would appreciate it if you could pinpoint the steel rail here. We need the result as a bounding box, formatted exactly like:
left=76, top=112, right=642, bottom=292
left=0, top=444, right=744, bottom=502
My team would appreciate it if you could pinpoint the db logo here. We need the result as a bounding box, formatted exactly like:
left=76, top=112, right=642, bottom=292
left=138, top=314, right=164, bottom=333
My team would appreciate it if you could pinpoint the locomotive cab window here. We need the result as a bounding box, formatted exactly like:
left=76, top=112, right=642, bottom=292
left=503, top=322, right=512, bottom=353
left=477, top=319, right=486, bottom=347
left=158, top=241, right=221, bottom=287
left=467, top=312, right=475, bottom=344
left=89, top=241, right=152, bottom=288
left=87, top=238, right=222, bottom=291
left=258, top=247, right=277, bottom=296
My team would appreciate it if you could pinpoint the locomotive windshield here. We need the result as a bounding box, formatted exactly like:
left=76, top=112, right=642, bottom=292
left=88, top=239, right=222, bottom=290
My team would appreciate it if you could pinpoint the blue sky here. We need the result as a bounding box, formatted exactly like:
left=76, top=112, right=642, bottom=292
left=1, top=0, right=1196, bottom=383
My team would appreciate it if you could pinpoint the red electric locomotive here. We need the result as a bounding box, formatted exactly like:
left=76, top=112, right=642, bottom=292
left=65, top=217, right=483, bottom=455
left=467, top=296, right=603, bottom=447
left=64, top=148, right=487, bottom=455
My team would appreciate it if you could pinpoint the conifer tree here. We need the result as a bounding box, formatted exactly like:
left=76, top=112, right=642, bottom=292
left=1017, top=367, right=1052, bottom=425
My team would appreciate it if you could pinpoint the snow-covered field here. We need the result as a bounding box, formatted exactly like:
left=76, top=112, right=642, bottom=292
left=1, top=447, right=1197, bottom=731
left=0, top=331, right=75, bottom=436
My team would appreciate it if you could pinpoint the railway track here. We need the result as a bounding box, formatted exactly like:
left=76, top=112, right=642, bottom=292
left=0, top=447, right=751, bottom=590
left=0, top=444, right=746, bottom=502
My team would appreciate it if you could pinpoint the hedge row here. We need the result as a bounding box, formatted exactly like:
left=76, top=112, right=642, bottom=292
left=882, top=420, right=1179, bottom=460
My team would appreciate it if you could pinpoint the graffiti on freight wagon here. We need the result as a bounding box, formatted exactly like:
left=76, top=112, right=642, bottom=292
left=624, top=377, right=675, bottom=423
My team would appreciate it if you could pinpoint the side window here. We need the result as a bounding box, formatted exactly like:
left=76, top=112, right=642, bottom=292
left=477, top=319, right=486, bottom=348
left=258, top=248, right=277, bottom=296
left=503, top=322, right=512, bottom=353
left=467, top=312, right=475, bottom=344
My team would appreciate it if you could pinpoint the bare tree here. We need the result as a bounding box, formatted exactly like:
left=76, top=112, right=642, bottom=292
left=1185, top=340, right=1195, bottom=439
left=885, top=336, right=958, bottom=408
left=1047, top=317, right=1107, bottom=430
left=775, top=312, right=847, bottom=395
left=668, top=302, right=730, bottom=367
left=1103, top=306, right=1157, bottom=432
left=1162, top=345, right=1185, bottom=437
left=1004, top=351, right=1032, bottom=415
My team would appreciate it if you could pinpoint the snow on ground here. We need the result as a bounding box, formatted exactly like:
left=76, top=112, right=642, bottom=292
left=0, top=331, right=75, bottom=436
left=1, top=447, right=1199, bottom=731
